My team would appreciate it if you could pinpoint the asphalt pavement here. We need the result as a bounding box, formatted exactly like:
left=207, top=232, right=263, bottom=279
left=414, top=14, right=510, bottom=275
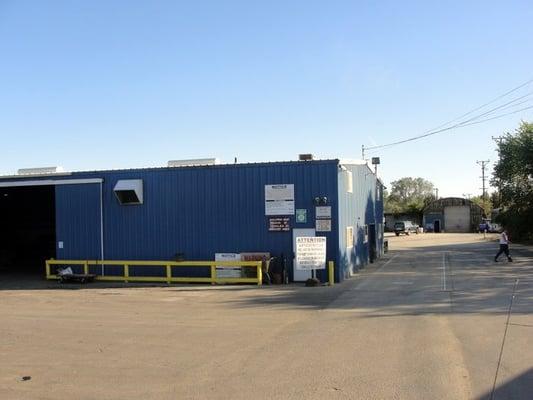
left=1, top=233, right=531, bottom=399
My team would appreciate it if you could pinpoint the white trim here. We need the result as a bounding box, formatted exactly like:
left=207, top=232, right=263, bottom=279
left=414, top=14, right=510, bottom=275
left=0, top=172, right=72, bottom=179
left=0, top=178, right=103, bottom=187
left=338, top=159, right=367, bottom=165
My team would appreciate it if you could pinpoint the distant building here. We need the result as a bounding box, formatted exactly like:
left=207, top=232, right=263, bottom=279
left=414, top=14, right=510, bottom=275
left=423, top=197, right=483, bottom=233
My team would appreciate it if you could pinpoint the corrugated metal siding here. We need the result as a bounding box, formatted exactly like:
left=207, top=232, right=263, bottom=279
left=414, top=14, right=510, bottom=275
left=337, top=164, right=383, bottom=280
left=55, top=183, right=101, bottom=261
left=24, top=161, right=340, bottom=281
left=375, top=183, right=385, bottom=257
left=423, top=212, right=443, bottom=231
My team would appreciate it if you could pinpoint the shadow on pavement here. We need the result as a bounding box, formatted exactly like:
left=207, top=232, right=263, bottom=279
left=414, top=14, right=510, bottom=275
left=221, top=239, right=533, bottom=315
left=475, top=367, right=533, bottom=400
left=2, top=239, right=532, bottom=318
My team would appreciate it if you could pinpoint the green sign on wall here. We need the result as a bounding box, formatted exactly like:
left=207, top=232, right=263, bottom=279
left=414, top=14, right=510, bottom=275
left=295, top=209, right=307, bottom=223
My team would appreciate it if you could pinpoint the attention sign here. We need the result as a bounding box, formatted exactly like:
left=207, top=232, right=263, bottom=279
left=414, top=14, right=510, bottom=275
left=295, top=236, right=326, bottom=270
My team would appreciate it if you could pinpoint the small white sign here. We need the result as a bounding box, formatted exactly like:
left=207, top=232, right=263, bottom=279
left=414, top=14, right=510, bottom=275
left=346, top=226, right=354, bottom=248
left=58, top=241, right=64, bottom=249
left=296, top=237, right=326, bottom=270
left=265, top=184, right=295, bottom=215
left=316, top=206, right=331, bottom=219
left=215, top=253, right=242, bottom=278
left=316, top=219, right=332, bottom=232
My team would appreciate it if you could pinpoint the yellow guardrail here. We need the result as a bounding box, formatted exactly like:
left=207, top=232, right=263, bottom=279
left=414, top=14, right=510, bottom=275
left=45, top=259, right=263, bottom=286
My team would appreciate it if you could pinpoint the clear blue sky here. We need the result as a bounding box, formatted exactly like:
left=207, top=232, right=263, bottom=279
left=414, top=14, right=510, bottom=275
left=1, top=1, right=532, bottom=197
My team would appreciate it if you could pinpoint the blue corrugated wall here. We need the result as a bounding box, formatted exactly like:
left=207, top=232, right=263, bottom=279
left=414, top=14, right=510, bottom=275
left=336, top=163, right=384, bottom=280
left=0, top=159, right=384, bottom=282
left=55, top=183, right=101, bottom=261
left=53, top=161, right=339, bottom=282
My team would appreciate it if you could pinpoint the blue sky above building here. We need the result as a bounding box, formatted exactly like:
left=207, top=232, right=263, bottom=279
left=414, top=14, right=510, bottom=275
left=1, top=0, right=532, bottom=196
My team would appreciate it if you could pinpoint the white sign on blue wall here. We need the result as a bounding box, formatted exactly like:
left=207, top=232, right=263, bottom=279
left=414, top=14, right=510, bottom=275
left=265, top=184, right=295, bottom=215
left=295, top=237, right=326, bottom=270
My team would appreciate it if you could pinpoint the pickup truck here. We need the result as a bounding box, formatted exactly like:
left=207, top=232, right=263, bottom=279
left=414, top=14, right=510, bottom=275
left=394, top=221, right=419, bottom=236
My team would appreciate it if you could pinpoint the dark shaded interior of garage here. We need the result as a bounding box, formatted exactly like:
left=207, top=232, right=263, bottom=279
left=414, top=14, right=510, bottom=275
left=0, top=186, right=56, bottom=274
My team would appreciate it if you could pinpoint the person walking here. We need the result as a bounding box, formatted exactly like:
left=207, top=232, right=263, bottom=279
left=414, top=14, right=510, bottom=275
left=494, top=229, right=513, bottom=262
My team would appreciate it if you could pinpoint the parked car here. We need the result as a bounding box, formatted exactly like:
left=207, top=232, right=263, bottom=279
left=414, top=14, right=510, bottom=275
left=489, top=223, right=502, bottom=233
left=394, top=221, right=419, bottom=236
left=478, top=219, right=491, bottom=233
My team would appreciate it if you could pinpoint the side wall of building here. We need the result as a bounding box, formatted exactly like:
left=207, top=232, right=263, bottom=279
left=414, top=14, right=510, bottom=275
left=52, top=161, right=340, bottom=282
left=337, top=164, right=383, bottom=280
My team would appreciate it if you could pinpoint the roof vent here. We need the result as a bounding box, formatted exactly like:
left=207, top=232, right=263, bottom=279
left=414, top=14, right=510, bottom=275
left=167, top=158, right=219, bottom=167
left=17, top=166, right=64, bottom=175
left=114, top=179, right=143, bottom=205
left=298, top=154, right=314, bottom=161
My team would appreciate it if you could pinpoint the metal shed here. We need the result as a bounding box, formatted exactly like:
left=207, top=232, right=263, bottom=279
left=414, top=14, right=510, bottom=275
left=0, top=159, right=384, bottom=283
left=423, top=197, right=484, bottom=233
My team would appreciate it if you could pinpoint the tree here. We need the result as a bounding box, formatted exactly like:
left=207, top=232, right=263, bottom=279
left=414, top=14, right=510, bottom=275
left=489, top=191, right=501, bottom=210
left=385, top=177, right=435, bottom=214
left=470, top=195, right=492, bottom=218
left=491, top=121, right=533, bottom=240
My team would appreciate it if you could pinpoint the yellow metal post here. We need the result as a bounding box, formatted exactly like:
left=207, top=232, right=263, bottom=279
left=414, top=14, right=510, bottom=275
left=45, top=260, right=51, bottom=279
left=210, top=264, right=216, bottom=285
left=124, top=264, right=129, bottom=283
left=328, top=261, right=334, bottom=286
left=83, top=261, right=89, bottom=275
left=166, top=265, right=171, bottom=284
left=257, top=262, right=262, bottom=286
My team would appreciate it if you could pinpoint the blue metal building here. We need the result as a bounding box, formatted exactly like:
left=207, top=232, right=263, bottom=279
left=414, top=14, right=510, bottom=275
left=0, top=159, right=384, bottom=282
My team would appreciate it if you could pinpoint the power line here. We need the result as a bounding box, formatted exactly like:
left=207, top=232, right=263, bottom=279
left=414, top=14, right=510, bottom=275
left=363, top=78, right=533, bottom=154
left=491, top=97, right=533, bottom=112
left=455, top=90, right=533, bottom=126
left=455, top=104, right=533, bottom=127
left=421, top=77, right=533, bottom=133
left=365, top=91, right=533, bottom=152
left=364, top=104, right=533, bottom=153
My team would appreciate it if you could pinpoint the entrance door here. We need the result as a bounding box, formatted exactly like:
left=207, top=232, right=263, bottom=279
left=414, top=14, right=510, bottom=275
left=444, top=206, right=470, bottom=232
left=368, top=224, right=377, bottom=263
left=292, top=228, right=315, bottom=281
left=434, top=220, right=441, bottom=233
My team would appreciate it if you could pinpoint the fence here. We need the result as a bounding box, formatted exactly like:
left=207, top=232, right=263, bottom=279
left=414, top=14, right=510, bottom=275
left=46, top=259, right=336, bottom=286
left=45, top=259, right=263, bottom=285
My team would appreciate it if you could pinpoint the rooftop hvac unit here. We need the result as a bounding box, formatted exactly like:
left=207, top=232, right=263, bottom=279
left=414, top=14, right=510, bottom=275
left=167, top=158, right=219, bottom=167
left=114, top=179, right=143, bottom=205
left=298, top=154, right=314, bottom=161
left=17, top=166, right=64, bottom=175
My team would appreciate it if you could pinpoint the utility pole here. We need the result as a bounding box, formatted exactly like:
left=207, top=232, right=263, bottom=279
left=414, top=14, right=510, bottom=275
left=492, top=136, right=504, bottom=206
left=477, top=160, right=490, bottom=201
left=361, top=145, right=365, bottom=160
left=492, top=135, right=504, bottom=146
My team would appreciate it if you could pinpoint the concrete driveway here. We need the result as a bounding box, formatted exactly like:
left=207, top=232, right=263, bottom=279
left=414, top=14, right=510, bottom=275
left=1, top=233, right=531, bottom=399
